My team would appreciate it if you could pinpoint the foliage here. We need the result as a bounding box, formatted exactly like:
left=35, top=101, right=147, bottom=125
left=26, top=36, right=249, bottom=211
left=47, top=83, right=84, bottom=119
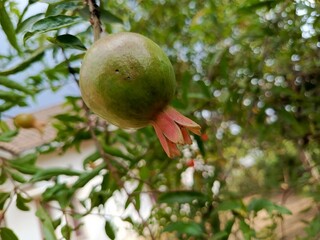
left=0, top=0, right=319, bottom=239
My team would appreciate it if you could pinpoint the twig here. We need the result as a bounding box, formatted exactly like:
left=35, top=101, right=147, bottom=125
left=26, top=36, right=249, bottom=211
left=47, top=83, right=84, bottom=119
left=86, top=0, right=103, bottom=41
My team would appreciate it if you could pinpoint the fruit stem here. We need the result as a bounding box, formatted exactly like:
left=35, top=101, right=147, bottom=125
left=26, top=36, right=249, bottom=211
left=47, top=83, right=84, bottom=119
left=86, top=0, right=102, bottom=41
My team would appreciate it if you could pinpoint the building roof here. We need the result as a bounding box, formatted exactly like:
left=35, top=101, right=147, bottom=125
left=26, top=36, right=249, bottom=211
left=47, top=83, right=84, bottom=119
left=0, top=105, right=64, bottom=155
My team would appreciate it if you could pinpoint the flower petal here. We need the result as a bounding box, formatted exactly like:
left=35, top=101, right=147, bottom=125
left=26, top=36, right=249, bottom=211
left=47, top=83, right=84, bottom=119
left=167, top=140, right=181, bottom=158
left=152, top=123, right=181, bottom=158
left=180, top=126, right=192, bottom=145
left=165, top=106, right=201, bottom=135
left=153, top=110, right=184, bottom=144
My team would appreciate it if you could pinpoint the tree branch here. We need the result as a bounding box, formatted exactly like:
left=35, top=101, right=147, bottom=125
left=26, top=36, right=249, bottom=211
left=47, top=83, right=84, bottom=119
left=86, top=0, right=103, bottom=41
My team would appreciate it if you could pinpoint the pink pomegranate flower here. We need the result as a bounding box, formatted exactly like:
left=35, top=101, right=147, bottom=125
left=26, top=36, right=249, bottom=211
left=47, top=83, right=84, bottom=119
left=151, top=106, right=201, bottom=158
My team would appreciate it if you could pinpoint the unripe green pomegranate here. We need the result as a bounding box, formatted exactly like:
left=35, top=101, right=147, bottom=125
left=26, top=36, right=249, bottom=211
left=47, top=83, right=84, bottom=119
left=14, top=113, right=36, bottom=128
left=80, top=32, right=175, bottom=128
left=13, top=113, right=45, bottom=133
left=80, top=32, right=200, bottom=158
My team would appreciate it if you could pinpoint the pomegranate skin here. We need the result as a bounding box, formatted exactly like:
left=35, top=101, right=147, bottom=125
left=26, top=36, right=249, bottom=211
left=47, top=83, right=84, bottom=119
left=79, top=32, right=176, bottom=129
left=13, top=113, right=36, bottom=128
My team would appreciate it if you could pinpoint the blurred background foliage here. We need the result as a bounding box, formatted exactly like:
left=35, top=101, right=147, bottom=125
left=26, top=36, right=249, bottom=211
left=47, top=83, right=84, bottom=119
left=0, top=0, right=319, bottom=239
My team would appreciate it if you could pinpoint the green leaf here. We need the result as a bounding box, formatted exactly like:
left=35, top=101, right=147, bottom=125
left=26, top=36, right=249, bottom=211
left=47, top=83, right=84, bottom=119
left=239, top=0, right=276, bottom=13
left=239, top=220, right=255, bottom=240
left=72, top=163, right=106, bottom=189
left=9, top=153, right=39, bottom=176
left=54, top=113, right=83, bottom=122
left=103, top=144, right=135, bottom=161
left=42, top=183, right=74, bottom=208
left=0, top=76, right=33, bottom=94
left=0, top=103, right=15, bottom=112
left=101, top=172, right=111, bottom=191
left=46, top=1, right=82, bottom=17
left=0, top=169, right=7, bottom=185
left=163, top=222, right=204, bottom=237
left=16, top=193, right=31, bottom=211
left=123, top=216, right=134, bottom=225
left=304, top=215, right=320, bottom=237
left=133, top=182, right=143, bottom=210
left=83, top=151, right=101, bottom=168
left=31, top=168, right=81, bottom=182
left=0, top=130, right=18, bottom=142
left=13, top=152, right=38, bottom=165
left=52, top=189, right=74, bottom=209
left=30, top=16, right=81, bottom=32
left=104, top=221, right=116, bottom=240
left=217, top=200, right=245, bottom=211
left=0, top=192, right=10, bottom=209
left=36, top=205, right=58, bottom=240
left=139, top=166, right=149, bottom=181
left=194, top=134, right=205, bottom=156
left=24, top=15, right=82, bottom=42
left=100, top=9, right=123, bottom=24
left=247, top=198, right=292, bottom=215
left=210, top=211, right=220, bottom=233
left=89, top=190, right=110, bottom=209
left=0, top=227, right=19, bottom=240
left=158, top=191, right=207, bottom=204
left=124, top=197, right=131, bottom=210
left=224, top=218, right=235, bottom=235
left=0, top=1, right=20, bottom=52
left=61, top=224, right=72, bottom=240
left=52, top=218, right=61, bottom=229
left=9, top=171, right=27, bottom=183
left=0, top=121, right=10, bottom=132
left=16, top=13, right=44, bottom=33
left=0, top=45, right=49, bottom=76
left=212, top=231, right=229, bottom=240
left=42, top=184, right=68, bottom=201
left=47, top=34, right=86, bottom=50
left=0, top=90, right=25, bottom=102
left=8, top=161, right=39, bottom=175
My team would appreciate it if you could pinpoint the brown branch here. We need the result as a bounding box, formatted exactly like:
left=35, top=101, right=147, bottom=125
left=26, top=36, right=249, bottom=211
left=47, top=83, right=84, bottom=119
left=86, top=0, right=103, bottom=41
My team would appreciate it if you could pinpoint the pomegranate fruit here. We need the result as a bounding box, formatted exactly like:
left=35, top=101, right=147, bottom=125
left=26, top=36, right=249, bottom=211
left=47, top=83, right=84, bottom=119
left=14, top=113, right=36, bottom=128
left=13, top=113, right=45, bottom=133
left=79, top=32, right=201, bottom=158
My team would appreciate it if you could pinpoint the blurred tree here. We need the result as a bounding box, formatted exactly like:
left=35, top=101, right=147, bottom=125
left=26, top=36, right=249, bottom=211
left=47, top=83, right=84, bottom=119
left=0, top=0, right=319, bottom=239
